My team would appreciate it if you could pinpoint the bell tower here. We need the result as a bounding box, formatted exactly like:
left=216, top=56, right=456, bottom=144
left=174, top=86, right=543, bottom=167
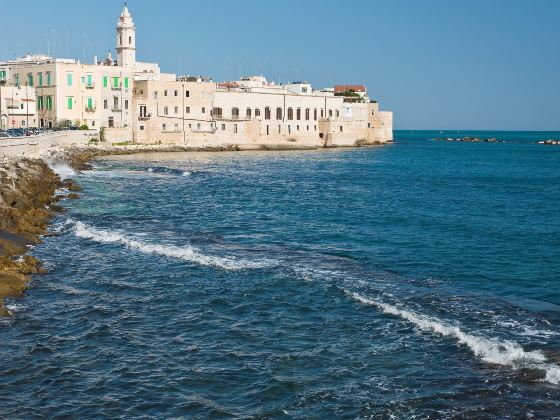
left=116, top=4, right=136, bottom=67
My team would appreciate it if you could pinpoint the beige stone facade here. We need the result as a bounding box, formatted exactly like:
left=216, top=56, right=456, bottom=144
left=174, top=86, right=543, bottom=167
left=0, top=6, right=393, bottom=147
left=0, top=85, right=37, bottom=129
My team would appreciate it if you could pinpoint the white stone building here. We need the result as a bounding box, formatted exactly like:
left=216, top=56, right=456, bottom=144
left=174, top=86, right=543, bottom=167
left=0, top=6, right=393, bottom=147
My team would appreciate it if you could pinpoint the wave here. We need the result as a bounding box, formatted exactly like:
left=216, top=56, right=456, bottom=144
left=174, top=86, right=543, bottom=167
left=347, top=291, right=560, bottom=385
left=49, top=164, right=77, bottom=180
left=73, top=221, right=274, bottom=270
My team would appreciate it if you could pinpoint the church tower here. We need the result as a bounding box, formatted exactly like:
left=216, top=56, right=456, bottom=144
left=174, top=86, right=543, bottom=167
left=116, top=4, right=136, bottom=67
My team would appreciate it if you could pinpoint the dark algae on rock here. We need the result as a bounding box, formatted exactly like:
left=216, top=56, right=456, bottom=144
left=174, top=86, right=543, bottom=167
left=0, top=159, right=62, bottom=316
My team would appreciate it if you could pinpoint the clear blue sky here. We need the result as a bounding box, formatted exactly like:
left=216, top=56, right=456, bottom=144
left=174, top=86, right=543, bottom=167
left=1, top=0, right=558, bottom=130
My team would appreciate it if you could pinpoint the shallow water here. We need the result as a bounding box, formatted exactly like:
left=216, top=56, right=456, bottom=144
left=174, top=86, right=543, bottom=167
left=1, top=131, right=560, bottom=417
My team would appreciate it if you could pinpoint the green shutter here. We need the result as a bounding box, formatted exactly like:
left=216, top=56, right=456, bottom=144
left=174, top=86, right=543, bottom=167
left=103, top=76, right=108, bottom=88
left=87, top=97, right=93, bottom=108
left=28, top=75, right=33, bottom=86
left=124, top=77, right=129, bottom=89
left=47, top=96, right=52, bottom=110
left=15, top=74, right=19, bottom=86
left=87, top=74, right=92, bottom=87
left=67, top=97, right=73, bottom=109
left=67, top=73, right=73, bottom=86
left=47, top=72, right=51, bottom=86
left=38, top=73, right=43, bottom=87
left=113, top=77, right=119, bottom=88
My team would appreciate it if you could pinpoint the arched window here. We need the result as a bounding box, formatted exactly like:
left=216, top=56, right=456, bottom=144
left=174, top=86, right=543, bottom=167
left=305, top=108, right=310, bottom=120
left=296, top=108, right=301, bottom=120
left=287, top=107, right=293, bottom=120
left=264, top=107, right=271, bottom=120
left=232, top=107, right=239, bottom=119
left=276, top=107, right=282, bottom=120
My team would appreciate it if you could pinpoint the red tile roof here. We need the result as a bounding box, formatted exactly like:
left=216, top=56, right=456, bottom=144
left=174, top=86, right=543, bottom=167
left=334, top=84, right=367, bottom=93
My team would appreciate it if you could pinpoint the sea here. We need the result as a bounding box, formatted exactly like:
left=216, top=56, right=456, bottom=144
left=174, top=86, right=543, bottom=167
left=1, top=131, right=559, bottom=418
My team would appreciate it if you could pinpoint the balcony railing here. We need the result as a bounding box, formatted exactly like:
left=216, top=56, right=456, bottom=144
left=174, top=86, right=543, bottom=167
left=85, top=107, right=96, bottom=113
left=138, top=113, right=151, bottom=120
left=111, top=108, right=122, bottom=113
left=111, top=84, right=122, bottom=91
left=85, top=83, right=95, bottom=89
left=213, top=115, right=246, bottom=121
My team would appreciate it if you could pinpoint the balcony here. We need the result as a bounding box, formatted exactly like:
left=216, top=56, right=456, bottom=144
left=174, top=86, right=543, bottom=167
left=111, top=108, right=122, bottom=113
left=85, top=107, right=96, bottom=113
left=213, top=115, right=245, bottom=122
left=138, top=113, right=151, bottom=121
left=111, top=84, right=122, bottom=91
left=85, top=83, right=95, bottom=89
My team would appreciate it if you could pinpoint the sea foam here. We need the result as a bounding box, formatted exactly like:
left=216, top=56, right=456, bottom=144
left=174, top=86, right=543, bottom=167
left=73, top=221, right=274, bottom=270
left=347, top=291, right=560, bottom=385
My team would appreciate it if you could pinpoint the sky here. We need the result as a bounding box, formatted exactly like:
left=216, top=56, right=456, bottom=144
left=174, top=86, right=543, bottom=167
left=1, top=0, right=558, bottom=131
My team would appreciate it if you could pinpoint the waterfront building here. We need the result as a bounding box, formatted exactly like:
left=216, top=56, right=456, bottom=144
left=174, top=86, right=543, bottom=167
left=0, top=6, right=393, bottom=146
left=0, top=85, right=37, bottom=129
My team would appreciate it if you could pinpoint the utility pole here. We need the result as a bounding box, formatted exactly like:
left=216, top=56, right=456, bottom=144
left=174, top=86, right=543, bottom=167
left=25, top=83, right=29, bottom=134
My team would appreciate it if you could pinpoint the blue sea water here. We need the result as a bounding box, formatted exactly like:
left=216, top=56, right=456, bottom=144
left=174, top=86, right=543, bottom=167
left=1, top=131, right=560, bottom=417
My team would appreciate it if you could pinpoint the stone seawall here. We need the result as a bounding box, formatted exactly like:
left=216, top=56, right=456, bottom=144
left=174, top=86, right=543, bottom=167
left=0, top=131, right=97, bottom=160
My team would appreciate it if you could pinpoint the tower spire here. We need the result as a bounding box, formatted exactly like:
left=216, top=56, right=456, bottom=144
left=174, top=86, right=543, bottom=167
left=116, top=4, right=136, bottom=67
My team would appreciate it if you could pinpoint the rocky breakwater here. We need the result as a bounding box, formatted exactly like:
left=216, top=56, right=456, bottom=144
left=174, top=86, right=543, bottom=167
left=433, top=136, right=504, bottom=143
left=537, top=139, right=560, bottom=146
left=0, top=159, right=77, bottom=316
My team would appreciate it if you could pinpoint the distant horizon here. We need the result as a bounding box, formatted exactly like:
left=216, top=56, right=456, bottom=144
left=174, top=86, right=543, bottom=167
left=1, top=0, right=559, bottom=131
left=395, top=129, right=560, bottom=133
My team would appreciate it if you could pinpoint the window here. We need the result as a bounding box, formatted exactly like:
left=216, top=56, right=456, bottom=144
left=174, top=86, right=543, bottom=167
left=255, top=109, right=261, bottom=117
left=129, top=36, right=132, bottom=45
left=103, top=76, right=108, bottom=88
left=67, top=97, right=73, bottom=109
left=340, top=126, right=343, bottom=132
left=329, top=109, right=333, bottom=117
left=37, top=96, right=43, bottom=110
left=246, top=108, right=252, bottom=118
left=305, top=109, right=310, bottom=120
left=87, top=97, right=93, bottom=109
left=124, top=77, right=129, bottom=89
left=264, top=107, right=271, bottom=120
left=197, top=123, right=201, bottom=130
left=297, top=125, right=300, bottom=131
left=164, top=90, right=168, bottom=96
left=234, top=124, right=238, bottom=134
left=140, top=125, right=145, bottom=131
left=287, top=107, right=293, bottom=120
left=164, top=106, right=169, bottom=116
left=288, top=125, right=291, bottom=134
left=302, top=87, right=308, bottom=94
left=368, top=123, right=371, bottom=128
left=174, top=106, right=179, bottom=114
left=221, top=124, right=225, bottom=131
left=336, top=110, right=340, bottom=118
left=27, top=74, right=33, bottom=86
left=186, top=91, right=190, bottom=97
left=87, top=74, right=93, bottom=87
left=67, top=73, right=73, bottom=86
left=113, top=97, right=119, bottom=110
left=202, top=107, right=206, bottom=113
left=14, top=74, right=19, bottom=86
left=38, top=73, right=43, bottom=87
left=296, top=108, right=301, bottom=120
left=104, top=99, right=108, bottom=109
left=266, top=125, right=269, bottom=135
left=174, top=90, right=178, bottom=96
left=46, top=71, right=51, bottom=86
left=232, top=107, right=240, bottom=119
left=213, top=107, right=223, bottom=118
left=175, top=124, right=179, bottom=131
left=321, top=109, right=324, bottom=118
left=279, top=125, right=281, bottom=134
left=186, top=107, right=190, bottom=113
left=276, top=108, right=282, bottom=120
left=125, top=100, right=129, bottom=110
left=307, top=125, right=309, bottom=131
left=154, top=91, right=158, bottom=99
left=112, top=77, right=119, bottom=89
left=46, top=96, right=53, bottom=110
left=162, top=123, right=167, bottom=130
left=314, top=109, right=318, bottom=121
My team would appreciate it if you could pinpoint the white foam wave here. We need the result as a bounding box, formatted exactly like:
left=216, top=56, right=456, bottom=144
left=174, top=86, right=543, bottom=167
left=347, top=291, right=560, bottom=385
left=73, top=221, right=273, bottom=270
left=182, top=171, right=192, bottom=177
left=50, top=164, right=77, bottom=180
